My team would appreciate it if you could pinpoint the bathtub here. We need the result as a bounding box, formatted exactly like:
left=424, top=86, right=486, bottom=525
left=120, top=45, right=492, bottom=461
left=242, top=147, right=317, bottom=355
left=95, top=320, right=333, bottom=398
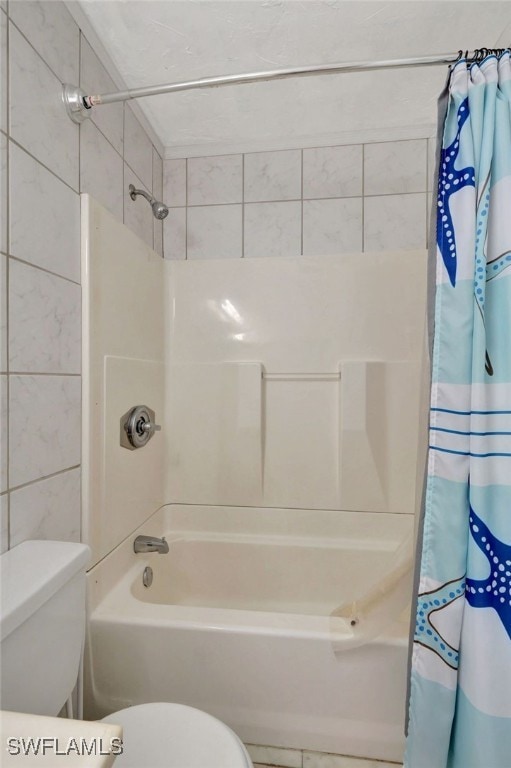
left=84, top=504, right=413, bottom=763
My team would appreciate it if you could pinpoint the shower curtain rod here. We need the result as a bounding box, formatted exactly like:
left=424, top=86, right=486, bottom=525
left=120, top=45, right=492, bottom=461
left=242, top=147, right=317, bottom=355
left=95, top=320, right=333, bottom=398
left=62, top=50, right=483, bottom=124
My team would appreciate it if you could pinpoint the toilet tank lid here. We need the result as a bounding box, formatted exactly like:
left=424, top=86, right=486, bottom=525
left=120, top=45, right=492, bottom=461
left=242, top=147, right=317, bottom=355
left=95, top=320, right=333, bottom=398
left=0, top=541, right=90, bottom=642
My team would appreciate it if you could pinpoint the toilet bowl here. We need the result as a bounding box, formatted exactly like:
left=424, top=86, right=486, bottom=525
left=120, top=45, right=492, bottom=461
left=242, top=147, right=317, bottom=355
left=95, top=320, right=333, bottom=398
left=101, top=703, right=252, bottom=767
left=0, top=541, right=252, bottom=768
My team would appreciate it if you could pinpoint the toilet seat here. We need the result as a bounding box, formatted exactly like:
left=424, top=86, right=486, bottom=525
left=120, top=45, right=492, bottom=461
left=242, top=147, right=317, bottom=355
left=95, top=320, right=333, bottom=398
left=101, top=702, right=253, bottom=768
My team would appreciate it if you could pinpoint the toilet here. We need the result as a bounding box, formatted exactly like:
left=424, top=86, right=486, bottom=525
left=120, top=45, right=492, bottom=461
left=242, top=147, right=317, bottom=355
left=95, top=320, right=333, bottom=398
left=0, top=540, right=252, bottom=768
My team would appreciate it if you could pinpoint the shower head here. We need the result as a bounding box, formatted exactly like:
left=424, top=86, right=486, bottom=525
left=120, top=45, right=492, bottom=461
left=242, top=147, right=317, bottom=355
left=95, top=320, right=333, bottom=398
left=151, top=200, right=169, bottom=220
left=129, top=184, right=169, bottom=220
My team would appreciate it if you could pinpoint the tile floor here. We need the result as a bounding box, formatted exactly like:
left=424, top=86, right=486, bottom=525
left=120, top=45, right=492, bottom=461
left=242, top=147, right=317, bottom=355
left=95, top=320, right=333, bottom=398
left=246, top=743, right=403, bottom=768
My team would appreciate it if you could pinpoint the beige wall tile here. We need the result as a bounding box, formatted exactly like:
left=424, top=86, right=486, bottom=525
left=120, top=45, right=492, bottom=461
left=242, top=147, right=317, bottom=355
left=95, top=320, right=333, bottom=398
left=244, top=150, right=301, bottom=203
left=244, top=201, right=301, bottom=258
left=364, top=140, right=427, bottom=196
left=188, top=154, right=242, bottom=206
left=188, top=204, right=242, bottom=259
left=303, top=145, right=362, bottom=199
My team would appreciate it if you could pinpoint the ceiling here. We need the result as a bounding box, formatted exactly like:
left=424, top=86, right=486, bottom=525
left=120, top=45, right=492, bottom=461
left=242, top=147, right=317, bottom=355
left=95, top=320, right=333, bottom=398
left=77, top=1, right=511, bottom=156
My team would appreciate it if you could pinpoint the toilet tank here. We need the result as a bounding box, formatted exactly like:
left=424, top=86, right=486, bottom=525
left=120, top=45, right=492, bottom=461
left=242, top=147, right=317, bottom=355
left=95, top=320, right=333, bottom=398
left=0, top=540, right=90, bottom=715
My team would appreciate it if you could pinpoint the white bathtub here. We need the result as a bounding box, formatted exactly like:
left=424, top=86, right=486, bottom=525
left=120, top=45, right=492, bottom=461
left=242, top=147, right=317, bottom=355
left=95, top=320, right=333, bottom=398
left=84, top=505, right=413, bottom=763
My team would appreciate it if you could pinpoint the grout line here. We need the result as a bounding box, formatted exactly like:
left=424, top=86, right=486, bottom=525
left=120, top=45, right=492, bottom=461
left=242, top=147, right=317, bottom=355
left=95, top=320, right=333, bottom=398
left=8, top=255, right=80, bottom=286
left=425, top=139, right=431, bottom=248
left=78, top=371, right=82, bottom=508
left=151, top=147, right=156, bottom=252
left=5, top=7, right=10, bottom=548
left=8, top=371, right=81, bottom=377
left=122, top=103, right=126, bottom=224
left=86, top=110, right=124, bottom=164
left=241, top=153, right=245, bottom=258
left=151, top=146, right=155, bottom=198
left=78, top=31, right=82, bottom=200
left=427, top=137, right=432, bottom=194
left=8, top=465, right=81, bottom=495
left=76, top=29, right=83, bottom=544
left=123, top=104, right=154, bottom=192
left=300, top=149, right=304, bottom=256
left=124, top=156, right=152, bottom=195
left=361, top=143, right=365, bottom=252
left=180, top=189, right=427, bottom=209
left=124, top=161, right=152, bottom=195
left=8, top=135, right=80, bottom=195
left=185, top=158, right=188, bottom=260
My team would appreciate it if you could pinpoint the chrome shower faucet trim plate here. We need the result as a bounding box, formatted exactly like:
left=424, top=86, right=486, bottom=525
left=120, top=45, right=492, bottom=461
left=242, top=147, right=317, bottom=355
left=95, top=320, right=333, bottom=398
left=121, top=405, right=161, bottom=450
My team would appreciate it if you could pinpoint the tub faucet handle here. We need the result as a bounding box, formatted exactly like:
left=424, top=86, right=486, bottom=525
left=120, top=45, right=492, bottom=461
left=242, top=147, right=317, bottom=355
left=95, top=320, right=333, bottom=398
left=121, top=405, right=161, bottom=450
left=142, top=421, right=161, bottom=433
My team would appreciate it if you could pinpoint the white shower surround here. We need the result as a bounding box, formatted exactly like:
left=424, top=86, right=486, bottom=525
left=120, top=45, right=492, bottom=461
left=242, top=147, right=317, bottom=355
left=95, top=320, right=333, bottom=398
left=82, top=196, right=428, bottom=565
left=82, top=196, right=428, bottom=763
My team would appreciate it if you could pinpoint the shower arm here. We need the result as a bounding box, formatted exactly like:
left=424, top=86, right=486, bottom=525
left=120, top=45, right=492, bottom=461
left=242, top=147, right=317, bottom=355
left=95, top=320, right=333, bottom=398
left=63, top=51, right=473, bottom=124
left=129, top=185, right=154, bottom=205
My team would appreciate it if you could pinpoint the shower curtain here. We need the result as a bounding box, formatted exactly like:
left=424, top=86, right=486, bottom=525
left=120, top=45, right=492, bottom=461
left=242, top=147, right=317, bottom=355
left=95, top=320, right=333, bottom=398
left=405, top=52, right=511, bottom=768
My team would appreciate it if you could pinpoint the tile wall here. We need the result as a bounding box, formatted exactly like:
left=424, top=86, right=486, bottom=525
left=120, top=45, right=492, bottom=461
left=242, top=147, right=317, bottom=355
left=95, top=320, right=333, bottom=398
left=163, top=137, right=436, bottom=260
left=0, top=0, right=164, bottom=553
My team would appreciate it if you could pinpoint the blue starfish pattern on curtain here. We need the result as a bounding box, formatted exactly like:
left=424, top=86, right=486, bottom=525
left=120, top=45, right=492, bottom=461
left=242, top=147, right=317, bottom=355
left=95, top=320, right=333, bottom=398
left=465, top=506, right=511, bottom=639
left=436, top=97, right=475, bottom=287
left=414, top=577, right=465, bottom=668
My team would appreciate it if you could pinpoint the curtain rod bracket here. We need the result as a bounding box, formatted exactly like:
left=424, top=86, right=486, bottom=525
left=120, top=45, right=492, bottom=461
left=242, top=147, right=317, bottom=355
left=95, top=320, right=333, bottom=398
left=63, top=84, right=92, bottom=124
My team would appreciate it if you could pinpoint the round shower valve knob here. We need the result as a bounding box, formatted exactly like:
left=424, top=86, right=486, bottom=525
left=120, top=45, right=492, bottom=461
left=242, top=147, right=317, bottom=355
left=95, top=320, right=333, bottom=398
left=120, top=405, right=161, bottom=450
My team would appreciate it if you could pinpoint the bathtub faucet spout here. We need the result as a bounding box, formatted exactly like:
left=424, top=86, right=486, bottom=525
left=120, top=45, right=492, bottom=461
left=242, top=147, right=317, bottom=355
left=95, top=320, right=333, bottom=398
left=133, top=535, right=169, bottom=554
